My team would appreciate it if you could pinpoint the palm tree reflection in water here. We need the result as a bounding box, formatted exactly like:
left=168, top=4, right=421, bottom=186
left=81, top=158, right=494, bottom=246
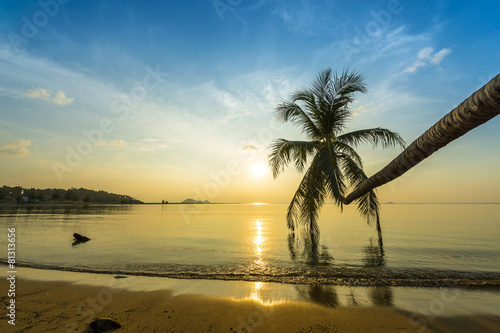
left=288, top=231, right=338, bottom=307
left=288, top=229, right=393, bottom=307
left=287, top=231, right=333, bottom=266
left=362, top=231, right=393, bottom=306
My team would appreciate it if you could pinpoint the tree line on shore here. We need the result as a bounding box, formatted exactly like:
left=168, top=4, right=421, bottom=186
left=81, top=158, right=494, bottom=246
left=0, top=185, right=143, bottom=204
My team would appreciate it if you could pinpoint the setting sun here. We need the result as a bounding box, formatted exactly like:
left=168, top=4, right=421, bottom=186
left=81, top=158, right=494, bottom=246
left=250, top=163, right=267, bottom=177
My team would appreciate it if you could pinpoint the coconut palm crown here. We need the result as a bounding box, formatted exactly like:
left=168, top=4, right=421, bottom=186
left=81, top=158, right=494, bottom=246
left=268, top=68, right=406, bottom=235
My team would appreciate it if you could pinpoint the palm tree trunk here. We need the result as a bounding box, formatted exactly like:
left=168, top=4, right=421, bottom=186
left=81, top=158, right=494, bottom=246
left=375, top=211, right=384, bottom=257
left=344, top=73, right=500, bottom=204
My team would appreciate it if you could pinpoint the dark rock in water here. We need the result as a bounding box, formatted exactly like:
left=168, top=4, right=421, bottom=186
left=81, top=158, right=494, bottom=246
left=72, top=233, right=91, bottom=246
left=73, top=233, right=91, bottom=241
left=83, top=318, right=121, bottom=333
left=114, top=275, right=128, bottom=279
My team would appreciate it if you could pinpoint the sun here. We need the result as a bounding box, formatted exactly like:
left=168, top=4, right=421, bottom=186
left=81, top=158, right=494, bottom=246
left=250, top=163, right=267, bottom=177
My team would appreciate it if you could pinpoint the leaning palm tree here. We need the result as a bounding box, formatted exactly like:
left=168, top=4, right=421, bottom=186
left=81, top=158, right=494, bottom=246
left=344, top=72, right=500, bottom=204
left=269, top=68, right=406, bottom=235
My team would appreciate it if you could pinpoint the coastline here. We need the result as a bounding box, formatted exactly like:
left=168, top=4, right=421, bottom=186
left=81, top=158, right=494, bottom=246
left=5, top=260, right=500, bottom=288
left=0, top=202, right=136, bottom=207
left=2, top=268, right=500, bottom=332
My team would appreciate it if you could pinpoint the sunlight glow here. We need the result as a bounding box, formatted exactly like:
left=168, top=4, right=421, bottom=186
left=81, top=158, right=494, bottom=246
left=249, top=281, right=264, bottom=302
left=245, top=281, right=285, bottom=305
left=253, top=219, right=266, bottom=266
left=250, top=163, right=267, bottom=177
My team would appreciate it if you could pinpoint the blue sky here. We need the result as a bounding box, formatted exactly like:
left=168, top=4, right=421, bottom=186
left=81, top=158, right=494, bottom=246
left=1, top=0, right=499, bottom=203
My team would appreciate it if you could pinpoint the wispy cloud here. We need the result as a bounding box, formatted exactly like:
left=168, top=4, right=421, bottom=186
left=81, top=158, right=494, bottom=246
left=109, top=139, right=127, bottom=146
left=0, top=43, right=294, bottom=176
left=430, top=48, right=452, bottom=65
left=95, top=139, right=127, bottom=147
left=25, top=88, right=51, bottom=100
left=137, top=137, right=179, bottom=152
left=404, top=47, right=452, bottom=73
left=25, top=88, right=74, bottom=105
left=270, top=1, right=343, bottom=36
left=351, top=102, right=383, bottom=116
left=0, top=139, right=31, bottom=157
left=315, top=25, right=429, bottom=67
left=0, top=46, right=113, bottom=117
left=242, top=144, right=259, bottom=151
left=271, top=3, right=314, bottom=34
left=52, top=91, right=74, bottom=105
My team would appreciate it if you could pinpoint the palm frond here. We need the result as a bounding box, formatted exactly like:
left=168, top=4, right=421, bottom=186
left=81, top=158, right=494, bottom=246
left=310, top=68, right=333, bottom=98
left=355, top=189, right=380, bottom=226
left=332, top=141, right=363, bottom=167
left=290, top=89, right=324, bottom=135
left=337, top=128, right=406, bottom=149
left=268, top=139, right=317, bottom=178
left=331, top=69, right=367, bottom=103
left=340, top=154, right=381, bottom=226
left=286, top=154, right=328, bottom=234
left=275, top=101, right=321, bottom=139
left=339, top=153, right=366, bottom=189
left=325, top=69, right=367, bottom=136
left=324, top=104, right=352, bottom=136
left=316, top=144, right=346, bottom=206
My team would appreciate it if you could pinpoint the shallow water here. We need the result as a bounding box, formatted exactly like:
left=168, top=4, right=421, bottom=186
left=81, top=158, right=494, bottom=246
left=1, top=203, right=500, bottom=287
left=7, top=267, right=500, bottom=318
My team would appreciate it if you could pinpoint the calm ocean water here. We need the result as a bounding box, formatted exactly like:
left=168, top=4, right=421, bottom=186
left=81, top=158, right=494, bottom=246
left=1, top=203, right=500, bottom=287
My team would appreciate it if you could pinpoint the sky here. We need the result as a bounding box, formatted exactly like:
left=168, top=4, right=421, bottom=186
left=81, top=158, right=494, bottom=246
left=1, top=0, right=499, bottom=204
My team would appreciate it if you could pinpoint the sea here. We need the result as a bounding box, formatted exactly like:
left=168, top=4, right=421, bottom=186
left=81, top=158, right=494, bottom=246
left=1, top=203, right=500, bottom=288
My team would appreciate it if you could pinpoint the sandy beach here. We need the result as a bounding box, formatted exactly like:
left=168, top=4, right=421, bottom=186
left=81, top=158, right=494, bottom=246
left=2, top=269, right=500, bottom=332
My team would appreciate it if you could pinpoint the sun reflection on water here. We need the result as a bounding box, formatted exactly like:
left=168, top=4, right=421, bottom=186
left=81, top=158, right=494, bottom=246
left=246, top=281, right=284, bottom=305
left=253, top=219, right=265, bottom=266
left=249, top=281, right=264, bottom=301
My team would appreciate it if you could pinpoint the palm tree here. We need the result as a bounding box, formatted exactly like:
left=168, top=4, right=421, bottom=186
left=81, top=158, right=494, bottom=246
left=344, top=72, right=500, bottom=204
left=268, top=68, right=406, bottom=235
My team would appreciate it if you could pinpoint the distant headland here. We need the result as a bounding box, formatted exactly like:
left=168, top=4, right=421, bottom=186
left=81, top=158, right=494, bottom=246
left=0, top=185, right=143, bottom=204
left=180, top=198, right=210, bottom=204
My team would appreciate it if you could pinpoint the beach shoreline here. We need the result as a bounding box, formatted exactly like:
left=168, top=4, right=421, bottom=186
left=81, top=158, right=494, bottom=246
left=2, top=268, right=500, bottom=332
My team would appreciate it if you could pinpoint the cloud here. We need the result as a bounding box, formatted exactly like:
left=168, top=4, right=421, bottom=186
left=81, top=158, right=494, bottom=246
left=109, top=139, right=127, bottom=146
left=431, top=48, right=452, bottom=65
left=351, top=102, right=373, bottom=116
left=404, top=61, right=426, bottom=73
left=0, top=139, right=31, bottom=157
left=0, top=45, right=293, bottom=172
left=316, top=25, right=430, bottom=67
left=136, top=138, right=179, bottom=152
left=270, top=1, right=342, bottom=36
left=95, top=139, right=127, bottom=147
left=351, top=102, right=385, bottom=118
left=25, top=88, right=51, bottom=100
left=25, top=88, right=74, bottom=105
left=418, top=47, right=434, bottom=59
left=1, top=139, right=31, bottom=149
left=242, top=144, right=259, bottom=151
left=404, top=47, right=452, bottom=73
left=52, top=91, right=74, bottom=105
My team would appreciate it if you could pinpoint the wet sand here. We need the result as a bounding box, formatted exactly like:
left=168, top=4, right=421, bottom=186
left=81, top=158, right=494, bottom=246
left=1, top=268, right=500, bottom=332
